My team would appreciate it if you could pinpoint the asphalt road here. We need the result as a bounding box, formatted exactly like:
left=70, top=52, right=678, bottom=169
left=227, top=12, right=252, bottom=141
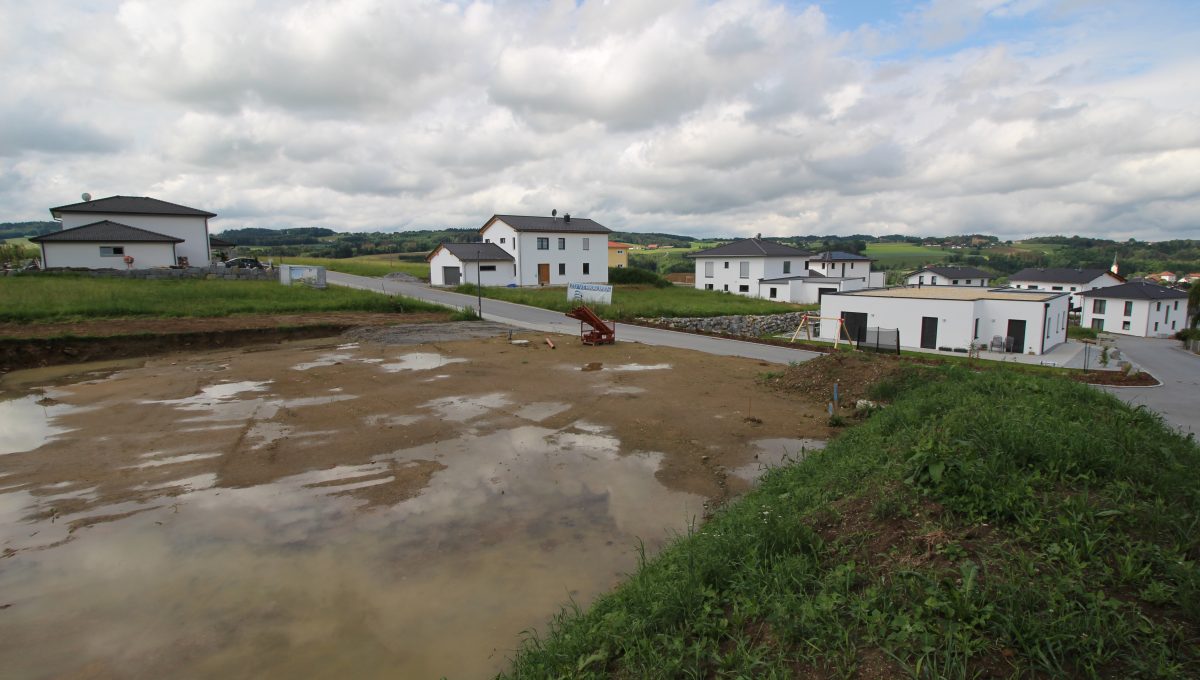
left=1101, top=334, right=1200, bottom=437
left=326, top=272, right=822, bottom=365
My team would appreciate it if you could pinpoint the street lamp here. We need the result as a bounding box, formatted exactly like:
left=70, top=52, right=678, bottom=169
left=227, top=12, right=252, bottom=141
left=475, top=244, right=483, bottom=318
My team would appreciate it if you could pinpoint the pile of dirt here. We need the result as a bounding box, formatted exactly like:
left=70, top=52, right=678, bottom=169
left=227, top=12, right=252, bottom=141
left=383, top=272, right=423, bottom=282
left=766, top=352, right=906, bottom=405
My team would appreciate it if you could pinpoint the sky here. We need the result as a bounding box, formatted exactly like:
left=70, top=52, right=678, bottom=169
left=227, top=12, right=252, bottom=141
left=1, top=0, right=1198, bottom=241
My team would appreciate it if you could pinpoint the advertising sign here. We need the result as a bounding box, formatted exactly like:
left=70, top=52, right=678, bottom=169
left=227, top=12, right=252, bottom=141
left=567, top=282, right=613, bottom=305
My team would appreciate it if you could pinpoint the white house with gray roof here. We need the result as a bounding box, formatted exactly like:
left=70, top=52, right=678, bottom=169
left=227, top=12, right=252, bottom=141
left=1008, top=267, right=1123, bottom=311
left=1078, top=281, right=1189, bottom=337
left=36, top=195, right=215, bottom=269
left=688, top=238, right=885, bottom=303
left=428, top=213, right=611, bottom=287
left=905, top=265, right=993, bottom=287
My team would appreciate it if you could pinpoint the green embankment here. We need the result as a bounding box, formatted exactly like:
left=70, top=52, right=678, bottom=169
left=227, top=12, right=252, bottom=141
left=0, top=276, right=441, bottom=323
left=864, top=243, right=954, bottom=268
left=504, top=366, right=1200, bottom=678
left=455, top=283, right=815, bottom=320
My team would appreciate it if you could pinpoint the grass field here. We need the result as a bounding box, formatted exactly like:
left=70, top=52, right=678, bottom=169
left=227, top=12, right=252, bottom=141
left=864, top=242, right=953, bottom=268
left=504, top=363, right=1200, bottom=677
left=279, top=256, right=430, bottom=280
left=0, top=275, right=441, bottom=323
left=456, top=284, right=814, bottom=320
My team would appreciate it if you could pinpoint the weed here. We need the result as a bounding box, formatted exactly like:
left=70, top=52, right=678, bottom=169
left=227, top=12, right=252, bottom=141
left=449, top=305, right=481, bottom=321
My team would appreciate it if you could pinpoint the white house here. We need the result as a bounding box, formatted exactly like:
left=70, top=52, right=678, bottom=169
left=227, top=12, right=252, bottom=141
left=1008, top=268, right=1123, bottom=312
left=1078, top=281, right=1189, bottom=337
left=427, top=242, right=515, bottom=287
left=428, top=214, right=611, bottom=287
left=905, top=265, right=993, bottom=287
left=38, top=195, right=215, bottom=269
left=689, top=239, right=885, bottom=303
left=819, top=287, right=1070, bottom=355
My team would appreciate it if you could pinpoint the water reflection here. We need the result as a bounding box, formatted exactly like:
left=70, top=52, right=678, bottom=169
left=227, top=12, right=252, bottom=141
left=0, top=395, right=76, bottom=455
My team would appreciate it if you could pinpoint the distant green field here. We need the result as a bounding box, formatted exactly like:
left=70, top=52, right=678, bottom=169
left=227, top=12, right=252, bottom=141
left=4, top=237, right=33, bottom=247
left=0, top=276, right=440, bottom=323
left=456, top=283, right=814, bottom=320
left=864, top=243, right=953, bottom=268
left=280, top=256, right=430, bottom=280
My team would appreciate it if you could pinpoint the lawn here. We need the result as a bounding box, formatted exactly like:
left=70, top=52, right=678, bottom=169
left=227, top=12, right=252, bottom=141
left=504, top=362, right=1200, bottom=677
left=0, top=275, right=441, bottom=323
left=455, top=283, right=815, bottom=320
left=864, top=242, right=953, bottom=268
left=278, top=256, right=430, bottom=280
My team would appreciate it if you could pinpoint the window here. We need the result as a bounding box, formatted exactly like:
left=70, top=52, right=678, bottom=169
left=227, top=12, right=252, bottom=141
left=974, top=318, right=979, bottom=339
left=616, top=249, right=623, bottom=254
left=952, top=279, right=959, bottom=285
left=484, top=238, right=490, bottom=243
left=1091, top=319, right=1105, bottom=330
left=1122, top=321, right=1131, bottom=330
left=1052, top=286, right=1063, bottom=291
left=1174, top=301, right=1180, bottom=309
left=582, top=263, right=590, bottom=275
left=965, top=280, right=972, bottom=285
left=1154, top=322, right=1159, bottom=331
left=738, top=284, right=750, bottom=293
left=1156, top=302, right=1161, bottom=311
left=723, top=284, right=729, bottom=291
left=739, top=261, right=749, bottom=279
left=1172, top=321, right=1177, bottom=329
left=704, top=283, right=713, bottom=290
left=1124, top=301, right=1133, bottom=316
left=1093, top=299, right=1106, bottom=314
left=100, top=246, right=124, bottom=257
left=582, top=238, right=589, bottom=251
left=1070, top=287, right=1077, bottom=292
left=724, top=261, right=730, bottom=269
left=479, top=265, right=496, bottom=271
left=558, top=238, right=566, bottom=250
left=537, top=237, right=549, bottom=250
left=1027, top=284, right=1038, bottom=290
left=783, top=261, right=791, bottom=274
left=931, top=276, right=938, bottom=285
left=769, top=287, right=777, bottom=299
left=617, top=264, right=624, bottom=268
left=704, top=262, right=714, bottom=278
left=558, top=263, right=566, bottom=275
left=500, top=237, right=506, bottom=244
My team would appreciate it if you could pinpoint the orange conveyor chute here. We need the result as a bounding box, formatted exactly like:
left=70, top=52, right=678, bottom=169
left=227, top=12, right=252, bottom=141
left=565, top=305, right=616, bottom=345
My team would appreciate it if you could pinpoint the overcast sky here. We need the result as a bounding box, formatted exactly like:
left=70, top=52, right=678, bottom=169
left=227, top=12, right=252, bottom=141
left=2, top=0, right=1198, bottom=240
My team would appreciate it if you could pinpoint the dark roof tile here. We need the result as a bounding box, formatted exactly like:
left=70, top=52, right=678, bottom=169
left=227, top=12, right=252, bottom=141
left=31, top=220, right=185, bottom=243
left=1009, top=267, right=1120, bottom=284
left=485, top=214, right=611, bottom=234
left=428, top=242, right=515, bottom=262
left=1077, top=281, right=1188, bottom=300
left=50, top=195, right=216, bottom=218
left=687, top=238, right=810, bottom=258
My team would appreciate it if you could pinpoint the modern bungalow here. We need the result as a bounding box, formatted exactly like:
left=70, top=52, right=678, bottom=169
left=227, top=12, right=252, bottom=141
left=689, top=238, right=885, bottom=304
left=819, top=286, right=1070, bottom=355
left=905, top=265, right=993, bottom=287
left=428, top=214, right=611, bottom=287
left=34, top=195, right=215, bottom=269
left=1078, top=281, right=1189, bottom=337
left=1008, top=267, right=1123, bottom=311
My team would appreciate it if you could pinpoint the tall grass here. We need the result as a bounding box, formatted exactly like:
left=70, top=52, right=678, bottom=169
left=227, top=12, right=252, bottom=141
left=455, top=283, right=815, bottom=320
left=0, top=276, right=442, bottom=322
left=280, top=256, right=430, bottom=280
left=503, top=367, right=1200, bottom=678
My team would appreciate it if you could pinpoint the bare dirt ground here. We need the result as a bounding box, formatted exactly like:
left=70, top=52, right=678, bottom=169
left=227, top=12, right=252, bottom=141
left=0, top=311, right=450, bottom=339
left=1, top=326, right=833, bottom=537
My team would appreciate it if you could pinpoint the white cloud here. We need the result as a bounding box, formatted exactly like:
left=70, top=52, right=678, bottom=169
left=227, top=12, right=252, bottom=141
left=0, top=0, right=1197, bottom=241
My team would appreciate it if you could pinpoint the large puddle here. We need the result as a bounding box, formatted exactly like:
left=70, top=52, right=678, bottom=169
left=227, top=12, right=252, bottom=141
left=0, top=340, right=826, bottom=678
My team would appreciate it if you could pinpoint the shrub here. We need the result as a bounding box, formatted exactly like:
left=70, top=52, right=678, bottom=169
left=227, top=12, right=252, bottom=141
left=608, top=267, right=670, bottom=288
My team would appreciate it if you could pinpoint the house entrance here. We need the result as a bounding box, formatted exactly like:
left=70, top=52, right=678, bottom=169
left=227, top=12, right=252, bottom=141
left=537, top=264, right=550, bottom=285
left=920, top=316, right=938, bottom=349
left=1006, top=319, right=1027, bottom=353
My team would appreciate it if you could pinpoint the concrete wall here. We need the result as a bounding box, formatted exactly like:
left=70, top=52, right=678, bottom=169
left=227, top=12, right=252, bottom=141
left=482, top=220, right=608, bottom=286
left=59, top=213, right=210, bottom=265
left=1082, top=296, right=1186, bottom=337
left=41, top=241, right=176, bottom=269
left=14, top=266, right=277, bottom=281
left=637, top=312, right=808, bottom=337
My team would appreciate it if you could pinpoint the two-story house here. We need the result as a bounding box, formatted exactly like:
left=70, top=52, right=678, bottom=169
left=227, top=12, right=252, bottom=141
left=428, top=214, right=611, bottom=286
left=33, top=195, right=215, bottom=269
left=905, top=265, right=993, bottom=287
left=1008, top=268, right=1124, bottom=312
left=1078, top=281, right=1189, bottom=337
left=688, top=238, right=885, bottom=304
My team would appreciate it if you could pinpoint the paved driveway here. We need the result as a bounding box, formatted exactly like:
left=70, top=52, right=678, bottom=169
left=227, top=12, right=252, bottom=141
left=1101, top=334, right=1200, bottom=436
left=327, top=272, right=822, bottom=365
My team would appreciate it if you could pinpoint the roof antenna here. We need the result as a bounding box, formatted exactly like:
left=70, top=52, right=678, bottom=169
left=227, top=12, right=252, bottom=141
left=552, top=208, right=557, bottom=220
left=81, top=192, right=92, bottom=202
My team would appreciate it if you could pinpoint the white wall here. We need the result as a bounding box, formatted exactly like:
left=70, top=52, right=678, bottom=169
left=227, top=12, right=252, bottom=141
left=41, top=241, right=176, bottom=269
left=693, top=256, right=767, bottom=295
left=905, top=271, right=991, bottom=287
left=976, top=297, right=1068, bottom=354
left=1010, top=274, right=1120, bottom=310
left=757, top=278, right=865, bottom=304
left=805, top=259, right=870, bottom=279
left=60, top=213, right=210, bottom=265
left=428, top=248, right=515, bottom=286
left=483, top=220, right=608, bottom=286
left=1081, top=296, right=1186, bottom=337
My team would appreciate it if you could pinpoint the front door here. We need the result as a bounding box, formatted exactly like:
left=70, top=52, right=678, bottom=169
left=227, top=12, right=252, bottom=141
left=841, top=311, right=868, bottom=342
left=1006, top=320, right=1027, bottom=353
left=442, top=266, right=461, bottom=286
left=920, top=316, right=938, bottom=349
left=537, top=263, right=550, bottom=285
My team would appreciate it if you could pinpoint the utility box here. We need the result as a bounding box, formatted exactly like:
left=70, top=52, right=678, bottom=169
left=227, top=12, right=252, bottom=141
left=280, top=264, right=327, bottom=288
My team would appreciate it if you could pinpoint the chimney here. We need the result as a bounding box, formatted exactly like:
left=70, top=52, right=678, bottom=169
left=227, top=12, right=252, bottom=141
left=564, top=213, right=571, bottom=223
left=756, top=233, right=762, bottom=239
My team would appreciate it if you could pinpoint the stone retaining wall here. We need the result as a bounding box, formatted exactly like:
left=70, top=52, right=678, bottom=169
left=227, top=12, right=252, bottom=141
left=8, top=266, right=279, bottom=281
left=637, top=312, right=808, bottom=337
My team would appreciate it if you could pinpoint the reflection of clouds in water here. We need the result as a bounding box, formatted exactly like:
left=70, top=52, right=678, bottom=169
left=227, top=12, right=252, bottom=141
left=417, top=393, right=511, bottom=422
left=0, top=395, right=77, bottom=455
left=380, top=352, right=467, bottom=373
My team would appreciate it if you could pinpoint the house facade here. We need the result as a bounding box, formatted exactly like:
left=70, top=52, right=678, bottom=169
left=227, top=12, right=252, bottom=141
left=608, top=241, right=631, bottom=269
left=428, top=214, right=611, bottom=287
left=689, top=239, right=885, bottom=303
left=905, top=266, right=993, bottom=287
left=1008, top=268, right=1123, bottom=311
left=1078, top=281, right=1189, bottom=337
left=819, top=287, right=1069, bottom=355
left=41, top=196, right=214, bottom=269
left=427, top=242, right=515, bottom=286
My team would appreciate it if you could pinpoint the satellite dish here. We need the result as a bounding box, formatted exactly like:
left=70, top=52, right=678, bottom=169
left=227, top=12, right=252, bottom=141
left=81, top=192, right=92, bottom=202
left=552, top=208, right=557, bottom=218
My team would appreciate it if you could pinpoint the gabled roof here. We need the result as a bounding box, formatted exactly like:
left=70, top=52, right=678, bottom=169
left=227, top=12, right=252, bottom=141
left=608, top=241, right=634, bottom=248
left=30, top=220, right=184, bottom=243
left=910, top=265, right=993, bottom=279
left=426, top=242, right=514, bottom=262
left=50, top=195, right=216, bottom=218
left=209, top=236, right=236, bottom=248
left=1009, top=267, right=1121, bottom=284
left=1077, top=281, right=1188, bottom=301
left=807, top=250, right=872, bottom=262
left=687, top=238, right=810, bottom=258
left=483, top=214, right=611, bottom=234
